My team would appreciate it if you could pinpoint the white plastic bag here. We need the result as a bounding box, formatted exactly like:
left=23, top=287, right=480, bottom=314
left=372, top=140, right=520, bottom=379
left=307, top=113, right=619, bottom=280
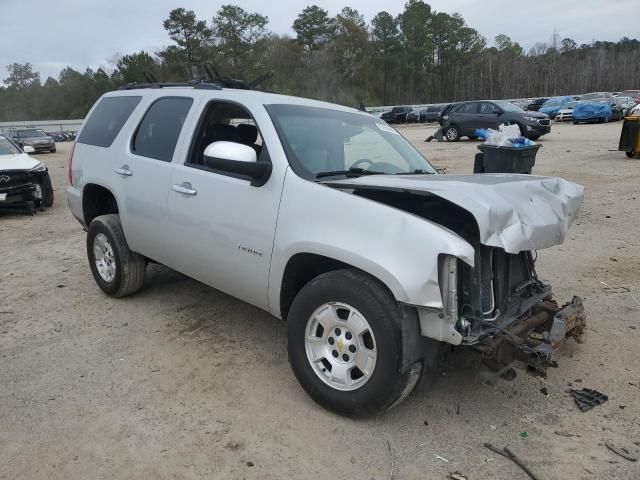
left=484, top=124, right=522, bottom=147
left=499, top=123, right=522, bottom=138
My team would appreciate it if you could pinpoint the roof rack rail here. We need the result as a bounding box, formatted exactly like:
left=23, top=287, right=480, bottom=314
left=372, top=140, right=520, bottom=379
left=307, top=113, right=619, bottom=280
left=118, top=81, right=222, bottom=91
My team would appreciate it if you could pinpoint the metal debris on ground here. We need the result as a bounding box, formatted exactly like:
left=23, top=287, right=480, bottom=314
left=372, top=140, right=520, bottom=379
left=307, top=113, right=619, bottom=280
left=605, top=443, right=638, bottom=462
left=483, top=443, right=540, bottom=480
left=569, top=388, right=608, bottom=412
left=450, top=472, right=468, bottom=480
left=434, top=454, right=450, bottom=463
left=554, top=431, right=579, bottom=438
left=387, top=440, right=395, bottom=480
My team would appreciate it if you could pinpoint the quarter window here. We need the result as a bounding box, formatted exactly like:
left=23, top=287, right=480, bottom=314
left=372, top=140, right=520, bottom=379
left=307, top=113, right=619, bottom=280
left=132, top=97, right=193, bottom=162
left=77, top=96, right=141, bottom=148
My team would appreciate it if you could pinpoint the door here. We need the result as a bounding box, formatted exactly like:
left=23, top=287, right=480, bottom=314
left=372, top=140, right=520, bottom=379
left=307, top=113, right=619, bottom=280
left=117, top=96, right=195, bottom=263
left=454, top=102, right=480, bottom=135
left=477, top=102, right=502, bottom=130
left=164, top=100, right=281, bottom=310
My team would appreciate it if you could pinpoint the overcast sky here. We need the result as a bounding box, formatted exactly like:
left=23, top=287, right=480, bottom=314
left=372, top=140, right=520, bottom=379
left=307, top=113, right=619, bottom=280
left=1, top=0, right=636, bottom=81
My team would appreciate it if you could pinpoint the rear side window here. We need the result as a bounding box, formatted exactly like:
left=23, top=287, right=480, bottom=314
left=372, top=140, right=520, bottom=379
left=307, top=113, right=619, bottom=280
left=77, top=96, right=141, bottom=148
left=132, top=97, right=193, bottom=162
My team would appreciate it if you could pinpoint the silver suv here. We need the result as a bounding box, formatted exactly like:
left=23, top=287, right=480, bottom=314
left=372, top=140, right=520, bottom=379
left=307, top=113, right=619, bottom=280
left=68, top=82, right=586, bottom=417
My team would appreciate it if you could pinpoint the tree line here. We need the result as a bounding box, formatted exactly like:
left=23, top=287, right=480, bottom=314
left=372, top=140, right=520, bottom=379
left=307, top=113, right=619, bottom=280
left=2, top=0, right=639, bottom=121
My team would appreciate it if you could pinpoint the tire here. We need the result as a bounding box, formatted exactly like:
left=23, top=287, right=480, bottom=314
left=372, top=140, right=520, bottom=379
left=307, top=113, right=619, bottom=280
left=87, top=214, right=146, bottom=298
left=38, top=173, right=54, bottom=207
left=467, top=135, right=478, bottom=140
left=287, top=269, right=423, bottom=418
left=626, top=151, right=637, bottom=159
left=572, top=121, right=578, bottom=124
left=444, top=125, right=461, bottom=142
left=50, top=147, right=56, bottom=153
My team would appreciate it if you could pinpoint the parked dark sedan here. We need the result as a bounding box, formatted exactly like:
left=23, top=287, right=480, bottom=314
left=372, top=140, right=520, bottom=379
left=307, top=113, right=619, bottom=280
left=380, top=106, right=412, bottom=124
left=440, top=100, right=551, bottom=141
left=9, top=128, right=56, bottom=153
left=525, top=98, right=549, bottom=112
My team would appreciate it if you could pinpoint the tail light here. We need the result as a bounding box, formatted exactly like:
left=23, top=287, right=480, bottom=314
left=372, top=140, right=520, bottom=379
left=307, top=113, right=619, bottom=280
left=68, top=141, right=76, bottom=184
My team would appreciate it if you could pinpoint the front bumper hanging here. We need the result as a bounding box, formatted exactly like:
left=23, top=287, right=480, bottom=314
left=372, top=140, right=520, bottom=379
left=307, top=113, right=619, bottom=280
left=477, top=296, right=586, bottom=376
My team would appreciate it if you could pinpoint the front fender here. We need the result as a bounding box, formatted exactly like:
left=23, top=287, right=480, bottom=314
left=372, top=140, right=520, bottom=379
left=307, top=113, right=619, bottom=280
left=268, top=171, right=475, bottom=318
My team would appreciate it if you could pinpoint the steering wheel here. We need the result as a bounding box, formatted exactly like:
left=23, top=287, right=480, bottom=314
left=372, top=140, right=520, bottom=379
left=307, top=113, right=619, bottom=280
left=350, top=158, right=373, bottom=169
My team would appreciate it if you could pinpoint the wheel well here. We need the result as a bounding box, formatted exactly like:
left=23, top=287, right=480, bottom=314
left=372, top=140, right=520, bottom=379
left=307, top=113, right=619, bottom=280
left=280, top=254, right=349, bottom=320
left=83, top=184, right=119, bottom=226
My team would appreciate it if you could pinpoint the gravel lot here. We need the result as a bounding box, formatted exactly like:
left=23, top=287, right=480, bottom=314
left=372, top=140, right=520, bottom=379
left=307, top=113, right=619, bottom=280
left=1, top=121, right=639, bottom=479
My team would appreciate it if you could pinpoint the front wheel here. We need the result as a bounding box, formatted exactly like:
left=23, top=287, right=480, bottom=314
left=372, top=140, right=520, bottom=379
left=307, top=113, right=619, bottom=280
left=38, top=173, right=54, bottom=207
left=444, top=125, right=461, bottom=142
left=87, top=214, right=146, bottom=298
left=287, top=269, right=422, bottom=418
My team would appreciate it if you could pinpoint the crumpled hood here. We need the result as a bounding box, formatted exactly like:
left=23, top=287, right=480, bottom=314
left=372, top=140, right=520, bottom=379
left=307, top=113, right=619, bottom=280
left=0, top=153, right=40, bottom=171
left=325, top=174, right=584, bottom=254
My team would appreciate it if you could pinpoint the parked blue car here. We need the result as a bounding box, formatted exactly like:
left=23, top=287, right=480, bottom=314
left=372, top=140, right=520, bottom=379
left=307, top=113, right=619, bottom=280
left=539, top=96, right=573, bottom=118
left=572, top=102, right=613, bottom=124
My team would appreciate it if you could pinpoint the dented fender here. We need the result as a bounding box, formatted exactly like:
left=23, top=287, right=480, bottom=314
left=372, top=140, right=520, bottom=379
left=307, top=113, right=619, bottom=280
left=268, top=170, right=475, bottom=318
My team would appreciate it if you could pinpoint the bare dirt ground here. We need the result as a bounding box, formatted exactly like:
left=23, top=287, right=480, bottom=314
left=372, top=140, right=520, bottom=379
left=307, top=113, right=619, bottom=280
left=1, top=122, right=639, bottom=480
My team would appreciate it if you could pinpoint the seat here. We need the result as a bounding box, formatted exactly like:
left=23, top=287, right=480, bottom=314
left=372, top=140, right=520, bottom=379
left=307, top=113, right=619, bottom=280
left=236, top=123, right=261, bottom=156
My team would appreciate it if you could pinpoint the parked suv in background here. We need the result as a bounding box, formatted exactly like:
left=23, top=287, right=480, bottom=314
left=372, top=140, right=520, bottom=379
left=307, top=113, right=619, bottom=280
left=380, top=106, right=412, bottom=123
left=440, top=100, right=551, bottom=141
left=9, top=128, right=56, bottom=153
left=68, top=83, right=585, bottom=417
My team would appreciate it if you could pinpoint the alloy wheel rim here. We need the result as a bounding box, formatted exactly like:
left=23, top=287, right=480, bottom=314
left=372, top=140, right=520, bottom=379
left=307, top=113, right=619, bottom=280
left=93, top=233, right=116, bottom=282
left=304, top=302, right=377, bottom=391
left=446, top=128, right=457, bottom=140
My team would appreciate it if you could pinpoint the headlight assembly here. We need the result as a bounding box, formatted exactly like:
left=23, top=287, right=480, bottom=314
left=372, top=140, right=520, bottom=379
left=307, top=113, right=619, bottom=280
left=30, top=162, right=47, bottom=173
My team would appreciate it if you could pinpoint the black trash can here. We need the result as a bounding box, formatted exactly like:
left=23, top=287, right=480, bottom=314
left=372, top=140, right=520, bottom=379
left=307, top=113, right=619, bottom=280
left=618, top=116, right=640, bottom=158
left=474, top=144, right=541, bottom=174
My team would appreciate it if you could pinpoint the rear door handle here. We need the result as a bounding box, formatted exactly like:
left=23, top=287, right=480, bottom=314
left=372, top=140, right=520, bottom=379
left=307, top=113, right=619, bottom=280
left=114, top=165, right=133, bottom=177
left=171, top=182, right=197, bottom=196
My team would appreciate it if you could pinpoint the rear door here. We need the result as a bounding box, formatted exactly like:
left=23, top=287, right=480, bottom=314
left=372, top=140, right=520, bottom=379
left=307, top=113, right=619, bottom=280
left=116, top=95, right=197, bottom=263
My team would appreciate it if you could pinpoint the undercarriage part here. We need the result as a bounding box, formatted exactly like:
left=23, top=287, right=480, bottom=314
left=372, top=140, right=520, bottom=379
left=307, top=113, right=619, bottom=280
left=475, top=296, right=586, bottom=376
left=570, top=388, right=608, bottom=412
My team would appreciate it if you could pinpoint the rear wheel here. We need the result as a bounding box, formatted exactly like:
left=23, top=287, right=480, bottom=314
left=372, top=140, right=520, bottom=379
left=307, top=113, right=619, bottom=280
left=287, top=269, right=422, bottom=417
left=444, top=125, right=461, bottom=142
left=87, top=214, right=146, bottom=298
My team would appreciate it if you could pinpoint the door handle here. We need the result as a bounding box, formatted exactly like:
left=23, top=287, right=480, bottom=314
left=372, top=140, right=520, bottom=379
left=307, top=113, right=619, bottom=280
left=114, top=165, right=133, bottom=177
left=171, top=182, right=197, bottom=196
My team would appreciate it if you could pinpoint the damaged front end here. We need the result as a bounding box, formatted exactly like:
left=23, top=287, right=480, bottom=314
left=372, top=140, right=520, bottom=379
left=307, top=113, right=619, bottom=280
left=324, top=174, right=586, bottom=377
left=443, top=247, right=586, bottom=376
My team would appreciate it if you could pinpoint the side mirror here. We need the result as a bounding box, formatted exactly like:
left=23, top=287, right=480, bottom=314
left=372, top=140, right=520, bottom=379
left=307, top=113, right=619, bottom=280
left=23, top=145, right=35, bottom=154
left=203, top=141, right=271, bottom=187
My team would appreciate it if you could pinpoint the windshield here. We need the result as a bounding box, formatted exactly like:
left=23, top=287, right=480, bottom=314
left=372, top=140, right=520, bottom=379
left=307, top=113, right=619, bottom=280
left=17, top=128, right=47, bottom=137
left=566, top=101, right=579, bottom=108
left=582, top=93, right=607, bottom=101
left=543, top=98, right=565, bottom=107
left=267, top=104, right=436, bottom=179
left=0, top=136, right=21, bottom=155
left=495, top=101, right=524, bottom=113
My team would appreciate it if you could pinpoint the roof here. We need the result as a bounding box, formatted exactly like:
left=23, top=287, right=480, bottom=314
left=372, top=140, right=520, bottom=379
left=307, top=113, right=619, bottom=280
left=106, top=83, right=365, bottom=116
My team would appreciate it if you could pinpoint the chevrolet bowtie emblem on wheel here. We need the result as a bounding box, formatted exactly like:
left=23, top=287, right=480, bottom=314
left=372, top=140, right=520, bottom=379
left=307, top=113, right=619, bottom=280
left=0, top=175, right=10, bottom=183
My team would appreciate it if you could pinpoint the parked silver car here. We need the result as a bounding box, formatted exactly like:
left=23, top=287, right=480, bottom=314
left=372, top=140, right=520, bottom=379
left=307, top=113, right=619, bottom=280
left=68, top=83, right=586, bottom=417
